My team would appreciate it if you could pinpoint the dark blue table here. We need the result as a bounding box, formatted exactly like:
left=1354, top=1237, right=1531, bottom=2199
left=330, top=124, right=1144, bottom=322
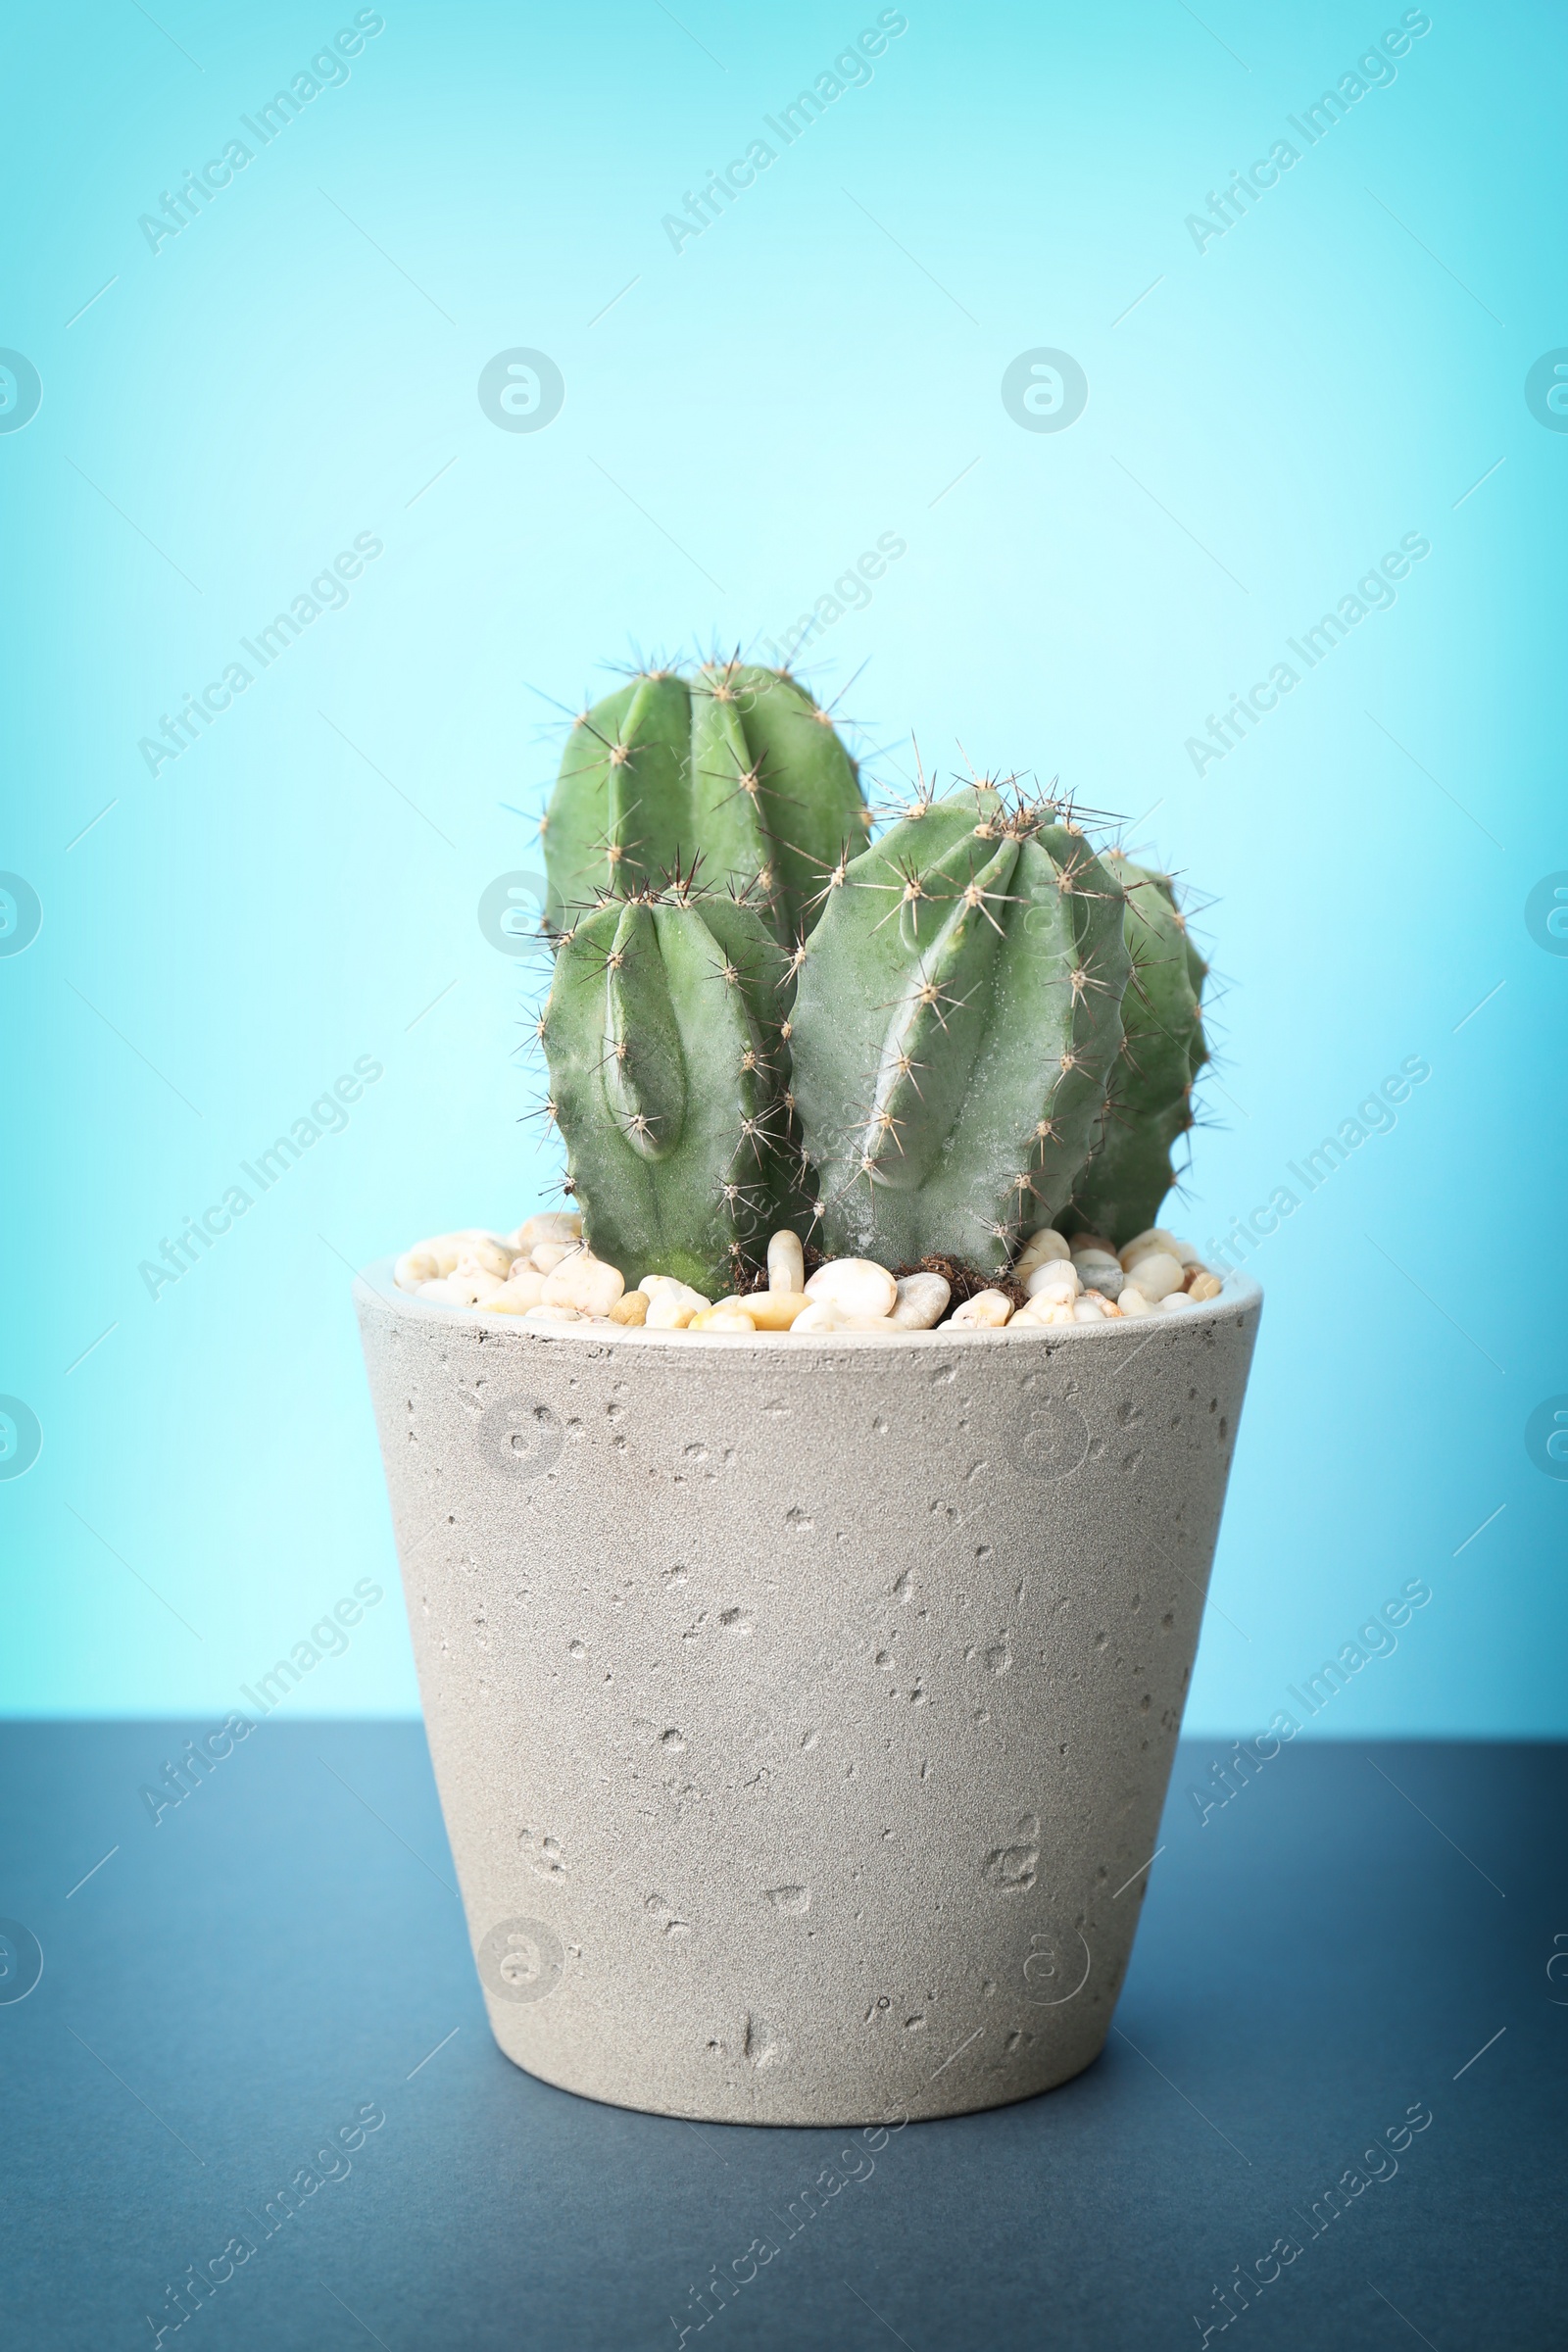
left=2, top=1726, right=1561, bottom=2348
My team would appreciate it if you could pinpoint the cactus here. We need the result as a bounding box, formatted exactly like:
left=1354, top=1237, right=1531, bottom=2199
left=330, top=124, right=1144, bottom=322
left=786, top=788, right=1133, bottom=1275
left=1060, top=853, right=1208, bottom=1247
left=541, top=661, right=867, bottom=946
left=540, top=881, right=798, bottom=1296
left=532, top=644, right=1215, bottom=1288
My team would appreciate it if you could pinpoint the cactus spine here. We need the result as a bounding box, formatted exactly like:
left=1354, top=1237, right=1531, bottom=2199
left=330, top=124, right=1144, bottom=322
left=1062, top=854, right=1208, bottom=1247
left=541, top=662, right=867, bottom=946
left=787, top=789, right=1132, bottom=1274
left=540, top=883, right=796, bottom=1296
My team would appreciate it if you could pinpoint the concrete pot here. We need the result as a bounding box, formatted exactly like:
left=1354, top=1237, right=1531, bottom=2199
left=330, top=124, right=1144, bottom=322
left=355, top=1258, right=1261, bottom=2125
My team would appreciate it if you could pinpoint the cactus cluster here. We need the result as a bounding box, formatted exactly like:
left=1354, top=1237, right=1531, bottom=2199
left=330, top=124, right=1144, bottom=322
left=534, top=660, right=1208, bottom=1297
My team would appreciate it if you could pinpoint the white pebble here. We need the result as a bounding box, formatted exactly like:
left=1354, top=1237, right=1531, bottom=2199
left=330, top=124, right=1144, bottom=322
left=1158, top=1291, right=1197, bottom=1313
left=530, top=1240, right=579, bottom=1274
left=1121, top=1226, right=1203, bottom=1270
left=520, top=1303, right=582, bottom=1331
left=1117, top=1286, right=1153, bottom=1318
left=396, top=1244, right=440, bottom=1292
left=789, top=1299, right=896, bottom=1334
left=1188, top=1271, right=1224, bottom=1302
left=543, top=1250, right=625, bottom=1318
left=1073, top=1295, right=1116, bottom=1321
left=486, top=1268, right=547, bottom=1314
left=766, top=1230, right=806, bottom=1294
left=948, top=1289, right=1013, bottom=1328
left=644, top=1282, right=710, bottom=1329
left=455, top=1236, right=515, bottom=1281
left=1119, top=1226, right=1182, bottom=1267
left=1011, top=1297, right=1074, bottom=1327
left=1015, top=1228, right=1071, bottom=1282
left=891, top=1271, right=951, bottom=1329
left=690, top=1303, right=758, bottom=1333
left=805, top=1257, right=898, bottom=1319
left=511, top=1212, right=582, bottom=1250
left=396, top=1231, right=495, bottom=1289
left=1024, top=1259, right=1081, bottom=1302
left=416, top=1275, right=463, bottom=1302
left=1126, top=1250, right=1183, bottom=1303
left=448, top=1268, right=506, bottom=1306
left=725, top=1291, right=808, bottom=1330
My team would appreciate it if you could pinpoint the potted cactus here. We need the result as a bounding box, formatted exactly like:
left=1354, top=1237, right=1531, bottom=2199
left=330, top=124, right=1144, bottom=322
left=355, top=660, right=1260, bottom=2125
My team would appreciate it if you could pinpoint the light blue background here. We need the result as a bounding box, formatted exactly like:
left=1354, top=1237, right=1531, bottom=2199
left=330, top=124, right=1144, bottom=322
left=2, top=0, right=1561, bottom=1731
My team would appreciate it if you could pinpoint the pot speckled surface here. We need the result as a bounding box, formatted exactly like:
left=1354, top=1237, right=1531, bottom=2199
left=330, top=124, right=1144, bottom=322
left=355, top=1260, right=1261, bottom=2125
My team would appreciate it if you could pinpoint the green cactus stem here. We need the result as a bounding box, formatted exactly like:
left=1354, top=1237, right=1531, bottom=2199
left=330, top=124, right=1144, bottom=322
left=788, top=788, right=1131, bottom=1274
left=540, top=884, right=796, bottom=1295
left=1061, top=853, right=1207, bottom=1247
left=541, top=662, right=867, bottom=946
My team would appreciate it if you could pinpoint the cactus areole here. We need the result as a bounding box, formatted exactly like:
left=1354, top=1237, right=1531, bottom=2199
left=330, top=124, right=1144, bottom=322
left=537, top=663, right=1208, bottom=1295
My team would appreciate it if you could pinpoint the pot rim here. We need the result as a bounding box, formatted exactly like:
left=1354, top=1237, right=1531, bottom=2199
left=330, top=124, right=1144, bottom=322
left=354, top=1257, right=1262, bottom=1349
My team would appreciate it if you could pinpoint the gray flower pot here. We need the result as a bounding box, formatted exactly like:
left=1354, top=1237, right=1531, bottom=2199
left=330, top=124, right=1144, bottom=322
left=355, top=1259, right=1261, bottom=2125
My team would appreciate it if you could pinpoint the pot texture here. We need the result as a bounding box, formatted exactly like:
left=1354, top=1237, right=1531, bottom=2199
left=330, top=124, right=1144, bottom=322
left=355, top=1259, right=1261, bottom=2124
